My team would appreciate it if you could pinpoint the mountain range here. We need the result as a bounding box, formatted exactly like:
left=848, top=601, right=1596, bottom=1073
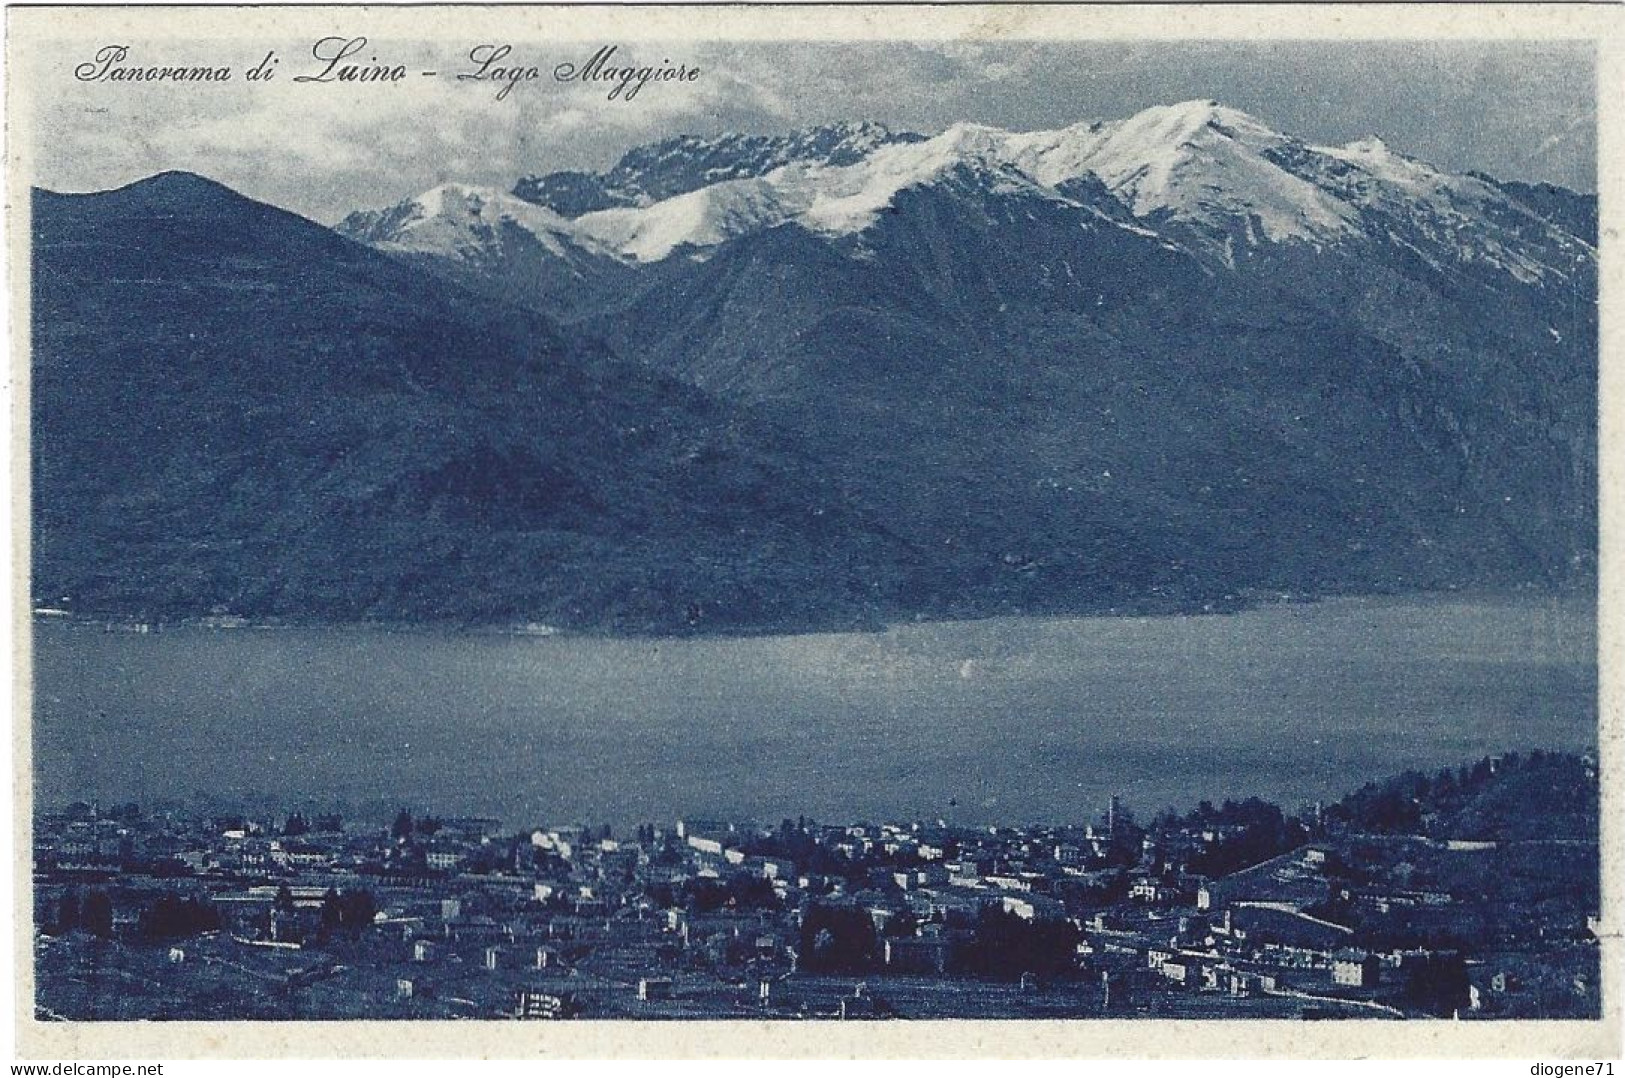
left=32, top=100, right=1597, bottom=631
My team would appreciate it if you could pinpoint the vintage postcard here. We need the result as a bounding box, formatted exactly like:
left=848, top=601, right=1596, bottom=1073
left=6, top=2, right=1621, bottom=1060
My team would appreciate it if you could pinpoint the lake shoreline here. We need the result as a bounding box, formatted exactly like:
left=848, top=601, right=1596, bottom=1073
left=27, top=582, right=1596, bottom=642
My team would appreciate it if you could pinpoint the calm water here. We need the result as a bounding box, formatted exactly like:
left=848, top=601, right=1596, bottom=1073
left=31, top=594, right=1596, bottom=828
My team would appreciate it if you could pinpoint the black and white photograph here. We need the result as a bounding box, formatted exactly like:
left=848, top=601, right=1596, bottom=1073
left=8, top=3, right=1620, bottom=1056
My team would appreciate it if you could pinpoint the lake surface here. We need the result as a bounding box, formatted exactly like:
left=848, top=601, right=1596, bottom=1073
left=31, top=593, right=1596, bottom=829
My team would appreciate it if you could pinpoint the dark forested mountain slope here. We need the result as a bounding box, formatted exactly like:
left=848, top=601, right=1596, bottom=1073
left=31, top=172, right=919, bottom=630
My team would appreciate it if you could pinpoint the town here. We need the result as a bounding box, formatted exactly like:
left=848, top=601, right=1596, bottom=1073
left=33, top=750, right=1602, bottom=1021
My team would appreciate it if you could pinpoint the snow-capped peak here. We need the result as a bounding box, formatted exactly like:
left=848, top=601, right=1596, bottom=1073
left=1301, top=134, right=1590, bottom=283
left=400, top=183, right=555, bottom=230
left=1317, top=135, right=1463, bottom=199
left=568, top=123, right=1061, bottom=261
left=340, top=183, right=591, bottom=261
left=999, top=100, right=1360, bottom=253
left=1341, top=135, right=1391, bottom=155
left=346, top=101, right=1594, bottom=286
left=512, top=120, right=931, bottom=215
left=931, top=122, right=1014, bottom=155
left=1116, top=99, right=1283, bottom=149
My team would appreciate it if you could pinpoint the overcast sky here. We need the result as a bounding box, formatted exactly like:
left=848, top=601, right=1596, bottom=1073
left=29, top=39, right=1595, bottom=224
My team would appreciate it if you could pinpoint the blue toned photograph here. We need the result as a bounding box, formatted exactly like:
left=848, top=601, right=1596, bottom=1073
left=24, top=31, right=1601, bottom=1023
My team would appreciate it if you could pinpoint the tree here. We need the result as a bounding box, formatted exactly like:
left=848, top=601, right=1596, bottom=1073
left=798, top=904, right=879, bottom=973
left=338, top=889, right=377, bottom=936
left=319, top=888, right=343, bottom=937
left=56, top=889, right=81, bottom=933
left=959, top=906, right=1081, bottom=979
left=137, top=893, right=219, bottom=940
left=81, top=889, right=114, bottom=937
left=282, top=813, right=310, bottom=837
left=881, top=909, right=919, bottom=938
left=1402, top=954, right=1471, bottom=1017
left=391, top=809, right=414, bottom=840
